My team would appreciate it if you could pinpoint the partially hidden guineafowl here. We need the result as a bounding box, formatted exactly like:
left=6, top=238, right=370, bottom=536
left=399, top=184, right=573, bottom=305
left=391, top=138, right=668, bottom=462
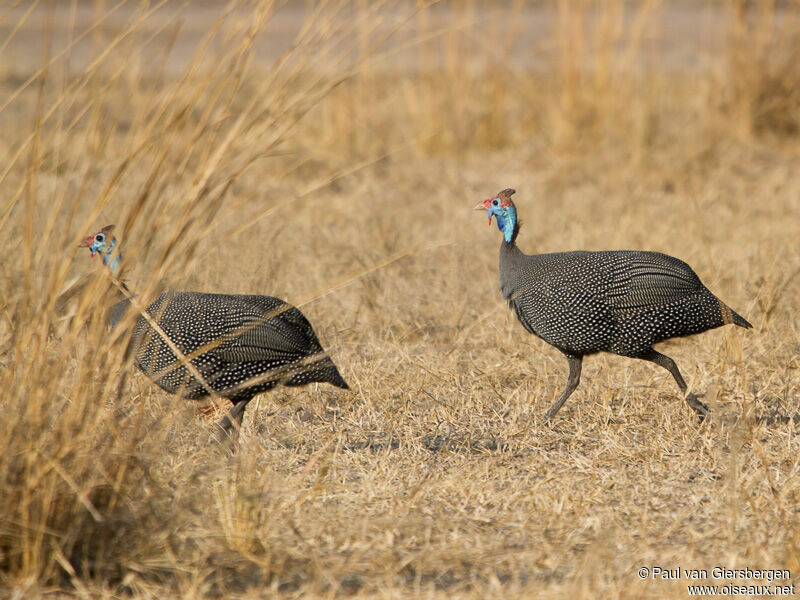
left=80, top=225, right=349, bottom=444
left=475, top=189, right=752, bottom=422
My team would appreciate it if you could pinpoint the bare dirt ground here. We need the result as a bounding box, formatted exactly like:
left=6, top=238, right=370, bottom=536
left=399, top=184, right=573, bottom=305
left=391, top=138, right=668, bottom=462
left=1, top=1, right=799, bottom=598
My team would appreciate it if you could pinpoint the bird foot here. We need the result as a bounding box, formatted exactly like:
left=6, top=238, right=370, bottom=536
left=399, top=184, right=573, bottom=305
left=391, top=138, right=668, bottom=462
left=213, top=400, right=248, bottom=452
left=541, top=410, right=558, bottom=427
left=214, top=416, right=240, bottom=453
left=685, top=393, right=709, bottom=421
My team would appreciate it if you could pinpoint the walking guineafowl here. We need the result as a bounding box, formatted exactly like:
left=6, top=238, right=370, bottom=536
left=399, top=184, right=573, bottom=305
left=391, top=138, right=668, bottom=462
left=80, top=225, right=349, bottom=444
left=475, top=189, right=752, bottom=422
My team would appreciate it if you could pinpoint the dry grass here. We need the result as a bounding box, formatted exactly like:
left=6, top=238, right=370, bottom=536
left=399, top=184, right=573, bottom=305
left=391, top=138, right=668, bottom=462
left=1, top=0, right=799, bottom=597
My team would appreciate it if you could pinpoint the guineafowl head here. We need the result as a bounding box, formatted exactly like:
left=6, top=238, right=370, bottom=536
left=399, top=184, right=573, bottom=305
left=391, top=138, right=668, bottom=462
left=79, top=225, right=120, bottom=272
left=474, top=188, right=517, bottom=242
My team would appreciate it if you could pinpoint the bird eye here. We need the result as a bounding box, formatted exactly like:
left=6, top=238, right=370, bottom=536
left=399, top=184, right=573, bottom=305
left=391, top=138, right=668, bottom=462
left=492, top=199, right=499, bottom=206
left=95, top=233, right=105, bottom=243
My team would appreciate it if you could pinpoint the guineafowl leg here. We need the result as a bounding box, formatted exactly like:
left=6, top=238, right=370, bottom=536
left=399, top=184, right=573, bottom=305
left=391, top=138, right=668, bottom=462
left=543, top=354, right=582, bottom=423
left=639, top=349, right=708, bottom=417
left=216, top=399, right=250, bottom=447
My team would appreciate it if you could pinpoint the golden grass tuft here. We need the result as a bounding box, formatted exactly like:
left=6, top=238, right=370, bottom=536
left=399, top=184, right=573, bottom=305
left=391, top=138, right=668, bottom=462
left=1, top=1, right=799, bottom=597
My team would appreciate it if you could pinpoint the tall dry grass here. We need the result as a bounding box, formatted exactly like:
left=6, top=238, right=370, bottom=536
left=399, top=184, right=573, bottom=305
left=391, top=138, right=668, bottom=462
left=0, top=0, right=799, bottom=597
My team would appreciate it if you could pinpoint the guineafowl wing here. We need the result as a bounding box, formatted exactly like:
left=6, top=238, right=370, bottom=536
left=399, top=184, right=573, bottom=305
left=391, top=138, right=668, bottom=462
left=600, top=251, right=705, bottom=315
left=205, top=296, right=326, bottom=364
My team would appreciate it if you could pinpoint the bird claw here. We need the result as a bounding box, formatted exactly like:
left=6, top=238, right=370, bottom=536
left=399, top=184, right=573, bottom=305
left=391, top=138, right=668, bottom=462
left=685, top=393, right=709, bottom=421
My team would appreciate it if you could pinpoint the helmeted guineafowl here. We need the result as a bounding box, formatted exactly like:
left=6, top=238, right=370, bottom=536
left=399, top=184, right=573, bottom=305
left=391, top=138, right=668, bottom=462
left=80, top=225, right=349, bottom=443
left=475, top=189, right=752, bottom=422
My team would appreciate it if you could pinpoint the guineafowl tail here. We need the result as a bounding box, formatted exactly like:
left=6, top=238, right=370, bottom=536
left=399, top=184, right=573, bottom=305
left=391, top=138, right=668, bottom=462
left=327, top=367, right=350, bottom=390
left=719, top=299, right=753, bottom=329
left=286, top=357, right=350, bottom=389
left=732, top=310, right=753, bottom=329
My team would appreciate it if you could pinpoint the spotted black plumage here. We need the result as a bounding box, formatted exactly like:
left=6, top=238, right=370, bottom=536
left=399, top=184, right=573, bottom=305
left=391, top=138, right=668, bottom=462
left=128, top=292, right=348, bottom=398
left=476, top=189, right=752, bottom=421
left=80, top=226, right=348, bottom=444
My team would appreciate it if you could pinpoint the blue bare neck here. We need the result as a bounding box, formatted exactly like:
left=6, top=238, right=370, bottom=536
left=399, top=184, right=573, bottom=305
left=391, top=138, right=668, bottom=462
left=496, top=206, right=517, bottom=243
left=102, top=239, right=121, bottom=273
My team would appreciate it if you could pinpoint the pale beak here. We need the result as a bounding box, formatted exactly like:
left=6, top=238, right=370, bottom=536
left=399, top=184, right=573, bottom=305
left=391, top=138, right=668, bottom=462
left=473, top=201, right=486, bottom=211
